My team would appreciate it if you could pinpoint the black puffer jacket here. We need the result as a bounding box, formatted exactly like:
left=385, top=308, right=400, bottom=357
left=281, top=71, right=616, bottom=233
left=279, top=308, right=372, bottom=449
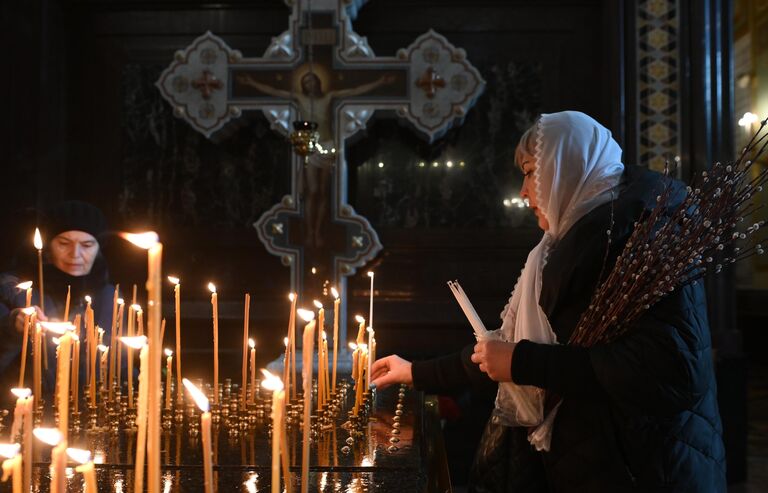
left=412, top=165, right=726, bottom=492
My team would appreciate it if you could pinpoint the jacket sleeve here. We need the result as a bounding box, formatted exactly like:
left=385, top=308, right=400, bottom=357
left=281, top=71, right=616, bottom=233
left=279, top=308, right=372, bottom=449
left=512, top=282, right=712, bottom=417
left=412, top=343, right=495, bottom=395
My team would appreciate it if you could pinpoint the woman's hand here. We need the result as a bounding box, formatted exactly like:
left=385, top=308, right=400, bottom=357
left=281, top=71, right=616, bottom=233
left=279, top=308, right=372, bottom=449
left=9, top=306, right=47, bottom=333
left=471, top=340, right=516, bottom=382
left=370, top=355, right=413, bottom=390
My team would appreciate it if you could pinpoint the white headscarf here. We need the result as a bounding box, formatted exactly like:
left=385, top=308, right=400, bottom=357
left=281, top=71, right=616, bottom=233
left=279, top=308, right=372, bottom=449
left=492, top=111, right=624, bottom=450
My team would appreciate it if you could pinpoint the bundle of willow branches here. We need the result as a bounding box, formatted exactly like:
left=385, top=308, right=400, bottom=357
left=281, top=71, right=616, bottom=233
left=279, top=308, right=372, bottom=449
left=570, top=120, right=768, bottom=347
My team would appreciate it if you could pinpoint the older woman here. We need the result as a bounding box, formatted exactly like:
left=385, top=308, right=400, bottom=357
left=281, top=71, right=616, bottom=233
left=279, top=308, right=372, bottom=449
left=372, top=112, right=726, bottom=492
left=0, top=200, right=115, bottom=402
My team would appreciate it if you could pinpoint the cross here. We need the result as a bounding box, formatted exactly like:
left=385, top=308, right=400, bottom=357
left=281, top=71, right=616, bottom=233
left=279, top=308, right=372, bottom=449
left=156, top=0, right=485, bottom=340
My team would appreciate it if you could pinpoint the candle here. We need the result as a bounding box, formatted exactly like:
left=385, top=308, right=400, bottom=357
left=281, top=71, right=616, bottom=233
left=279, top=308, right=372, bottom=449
left=367, top=271, right=374, bottom=331
left=33, top=428, right=64, bottom=493
left=331, top=288, right=339, bottom=393
left=282, top=337, right=290, bottom=394
left=121, top=335, right=148, bottom=493
left=242, top=293, right=251, bottom=406
left=66, top=448, right=96, bottom=493
left=261, top=370, right=285, bottom=493
left=16, top=281, right=32, bottom=309
left=323, top=333, right=330, bottom=403
left=8, top=388, right=30, bottom=446
left=111, top=298, right=125, bottom=402
left=208, top=283, right=219, bottom=406
left=127, top=303, right=136, bottom=408
left=168, top=277, right=183, bottom=406
left=99, top=345, right=109, bottom=390
left=33, top=325, right=41, bottom=411
left=71, top=334, right=80, bottom=415
left=0, top=443, right=22, bottom=493
left=121, top=231, right=162, bottom=493
left=366, top=327, right=375, bottom=388
left=249, top=339, right=256, bottom=405
left=350, top=342, right=358, bottom=384
left=314, top=300, right=326, bottom=409
left=183, top=379, right=213, bottom=493
left=41, top=322, right=74, bottom=439
left=64, top=285, right=71, bottom=322
left=164, top=349, right=173, bottom=410
left=288, top=293, right=297, bottom=400
left=17, top=307, right=35, bottom=387
left=33, top=229, right=44, bottom=313
left=297, top=308, right=315, bottom=493
left=9, top=390, right=34, bottom=493
left=84, top=296, right=97, bottom=407
left=136, top=309, right=144, bottom=337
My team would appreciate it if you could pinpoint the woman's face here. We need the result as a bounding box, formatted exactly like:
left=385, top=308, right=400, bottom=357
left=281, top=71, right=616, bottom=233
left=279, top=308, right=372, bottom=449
left=49, top=231, right=100, bottom=277
left=519, top=155, right=550, bottom=231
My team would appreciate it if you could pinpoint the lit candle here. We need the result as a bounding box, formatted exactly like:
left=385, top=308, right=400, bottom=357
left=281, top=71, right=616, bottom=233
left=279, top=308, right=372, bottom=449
left=42, top=322, right=74, bottom=439
left=208, top=282, right=219, bottom=406
left=331, top=288, right=340, bottom=393
left=33, top=324, right=41, bottom=411
left=164, top=349, right=173, bottom=410
left=8, top=388, right=30, bottom=450
left=71, top=334, right=80, bottom=415
left=33, top=229, right=44, bottom=313
left=282, top=337, right=289, bottom=394
left=242, top=293, right=251, bottom=406
left=122, top=335, right=148, bottom=493
left=349, top=342, right=358, bottom=385
left=183, top=379, right=213, bottom=493
left=366, top=327, right=375, bottom=388
left=0, top=443, right=22, bottom=493
left=8, top=390, right=33, bottom=493
left=355, top=344, right=368, bottom=416
left=17, top=307, right=36, bottom=387
left=297, top=308, right=315, bottom=493
left=126, top=303, right=137, bottom=408
left=16, top=281, right=32, bottom=309
left=249, top=339, right=256, bottom=405
left=288, top=293, right=297, bottom=400
left=99, top=344, right=109, bottom=390
left=313, top=301, right=324, bottom=411
left=122, top=229, right=163, bottom=493
left=323, top=332, right=330, bottom=403
left=66, top=448, right=96, bottom=493
left=33, top=428, right=64, bottom=493
left=261, top=370, right=285, bottom=493
left=111, top=298, right=125, bottom=402
left=84, top=296, right=97, bottom=407
left=64, top=285, right=71, bottom=322
left=168, top=276, right=183, bottom=406
left=367, top=271, right=374, bottom=333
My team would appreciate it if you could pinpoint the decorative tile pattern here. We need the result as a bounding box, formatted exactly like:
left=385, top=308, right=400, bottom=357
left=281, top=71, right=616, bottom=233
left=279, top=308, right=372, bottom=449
left=637, top=0, right=681, bottom=172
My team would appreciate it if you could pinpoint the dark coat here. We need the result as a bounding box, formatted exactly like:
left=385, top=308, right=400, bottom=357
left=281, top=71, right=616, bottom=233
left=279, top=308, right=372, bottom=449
left=412, top=165, right=726, bottom=492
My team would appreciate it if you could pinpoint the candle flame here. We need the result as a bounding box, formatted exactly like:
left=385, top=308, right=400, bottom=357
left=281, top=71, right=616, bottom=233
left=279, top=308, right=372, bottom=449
left=367, top=326, right=374, bottom=334
left=120, top=231, right=159, bottom=249
left=349, top=342, right=358, bottom=351
left=131, top=304, right=141, bottom=312
left=260, top=369, right=284, bottom=391
left=283, top=337, right=289, bottom=347
left=98, top=344, right=108, bottom=353
left=93, top=451, right=105, bottom=464
left=164, top=348, right=173, bottom=357
left=297, top=309, right=315, bottom=322
left=16, top=281, right=33, bottom=290
left=10, top=388, right=31, bottom=399
left=331, top=287, right=339, bottom=299
left=120, top=336, right=147, bottom=349
left=0, top=443, right=20, bottom=458
left=182, top=378, right=209, bottom=413
left=33, top=228, right=43, bottom=250
left=313, top=300, right=323, bottom=309
left=361, top=456, right=373, bottom=467
left=117, top=298, right=125, bottom=305
left=359, top=343, right=368, bottom=351
left=33, top=428, right=62, bottom=446
left=355, top=315, right=365, bottom=324
left=66, top=448, right=91, bottom=464
left=39, top=321, right=75, bottom=334
left=52, top=337, right=61, bottom=346
left=85, top=295, right=92, bottom=304
left=97, top=327, right=104, bottom=335
left=367, top=271, right=374, bottom=278
left=249, top=338, right=255, bottom=349
left=167, top=276, right=180, bottom=285
left=322, top=331, right=327, bottom=340
left=207, top=282, right=216, bottom=294
left=21, top=307, right=36, bottom=316
left=288, top=292, right=296, bottom=302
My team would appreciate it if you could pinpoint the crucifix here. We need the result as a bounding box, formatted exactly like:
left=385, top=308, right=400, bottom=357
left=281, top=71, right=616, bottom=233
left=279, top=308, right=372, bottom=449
left=156, top=0, right=485, bottom=343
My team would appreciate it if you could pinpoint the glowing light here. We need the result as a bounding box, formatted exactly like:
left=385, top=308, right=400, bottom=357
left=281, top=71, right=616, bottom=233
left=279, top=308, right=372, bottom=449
left=164, top=348, right=173, bottom=357
left=349, top=342, right=358, bottom=351
left=66, top=448, right=91, bottom=464
left=738, top=112, right=759, bottom=128
left=39, top=322, right=74, bottom=334
left=378, top=162, right=384, bottom=168
left=98, top=344, right=108, bottom=353
left=21, top=307, right=36, bottom=316
left=288, top=292, right=296, bottom=302
left=11, top=388, right=31, bottom=399
left=52, top=337, right=61, bottom=346
left=120, top=336, right=147, bottom=350
left=459, top=161, right=466, bottom=167
left=260, top=369, right=284, bottom=391
left=16, top=281, right=32, bottom=290
left=207, top=282, right=216, bottom=294
left=322, top=331, right=327, bottom=341
left=355, top=315, right=365, bottom=324
left=446, top=161, right=454, bottom=168
left=131, top=304, right=141, bottom=313
left=120, top=231, right=159, bottom=250
left=182, top=378, right=209, bottom=413
left=163, top=472, right=173, bottom=493
left=244, top=472, right=259, bottom=493
left=33, top=428, right=62, bottom=446
left=283, top=337, right=289, bottom=347
left=331, top=287, right=339, bottom=299
left=361, top=456, right=373, bottom=467
left=313, top=300, right=323, bottom=309
left=432, top=162, right=439, bottom=168
left=418, top=162, right=426, bottom=168
left=0, top=443, right=20, bottom=458
left=84, top=295, right=92, bottom=304
left=311, top=267, right=317, bottom=274
left=367, top=271, right=374, bottom=278
left=167, top=276, right=180, bottom=285
left=249, top=338, right=255, bottom=349
left=33, top=229, right=43, bottom=250
left=117, top=298, right=125, bottom=306
left=93, top=451, right=105, bottom=464
left=297, top=309, right=315, bottom=322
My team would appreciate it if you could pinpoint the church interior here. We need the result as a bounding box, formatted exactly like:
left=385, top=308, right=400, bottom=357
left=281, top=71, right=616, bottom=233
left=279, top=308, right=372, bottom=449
left=0, top=0, right=766, bottom=491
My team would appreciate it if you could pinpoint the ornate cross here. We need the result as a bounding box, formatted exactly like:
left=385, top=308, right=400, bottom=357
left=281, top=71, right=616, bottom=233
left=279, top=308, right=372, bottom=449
left=156, top=0, right=485, bottom=336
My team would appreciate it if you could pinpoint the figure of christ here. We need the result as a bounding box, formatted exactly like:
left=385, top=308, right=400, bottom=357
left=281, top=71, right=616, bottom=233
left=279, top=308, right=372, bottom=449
left=238, top=71, right=396, bottom=248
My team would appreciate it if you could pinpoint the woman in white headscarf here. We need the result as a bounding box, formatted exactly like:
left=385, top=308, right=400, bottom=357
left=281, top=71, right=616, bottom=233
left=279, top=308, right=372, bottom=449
left=371, top=111, right=726, bottom=492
